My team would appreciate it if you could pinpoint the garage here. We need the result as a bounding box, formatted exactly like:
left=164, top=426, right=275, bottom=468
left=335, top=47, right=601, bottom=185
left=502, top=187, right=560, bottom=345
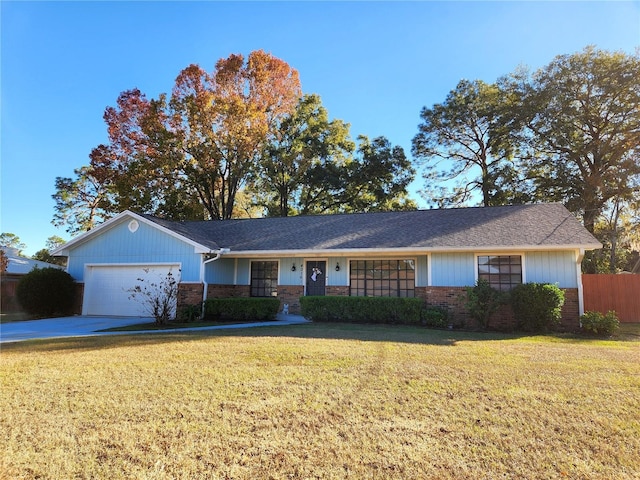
left=83, top=264, right=181, bottom=317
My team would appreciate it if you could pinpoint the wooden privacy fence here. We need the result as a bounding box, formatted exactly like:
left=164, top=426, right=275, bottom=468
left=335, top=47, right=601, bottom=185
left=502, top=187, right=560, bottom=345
left=582, top=274, right=640, bottom=323
left=1, top=274, right=22, bottom=313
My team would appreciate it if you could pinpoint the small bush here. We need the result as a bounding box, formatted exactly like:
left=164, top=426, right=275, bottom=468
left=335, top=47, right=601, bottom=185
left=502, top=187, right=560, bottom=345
left=510, top=283, right=565, bottom=332
left=580, top=310, right=619, bottom=337
left=178, top=304, right=202, bottom=323
left=464, top=279, right=503, bottom=330
left=204, top=298, right=279, bottom=322
left=16, top=267, right=75, bottom=317
left=422, top=307, right=449, bottom=328
left=300, top=296, right=424, bottom=325
left=126, top=269, right=179, bottom=325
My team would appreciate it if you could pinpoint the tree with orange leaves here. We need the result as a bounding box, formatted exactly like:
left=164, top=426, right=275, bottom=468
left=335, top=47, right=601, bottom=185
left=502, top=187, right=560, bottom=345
left=54, top=50, right=301, bottom=227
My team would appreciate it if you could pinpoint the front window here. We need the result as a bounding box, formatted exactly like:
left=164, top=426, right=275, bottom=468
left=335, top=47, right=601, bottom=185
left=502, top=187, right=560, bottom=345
left=478, top=255, right=522, bottom=291
left=349, top=259, right=415, bottom=297
left=250, top=261, right=278, bottom=297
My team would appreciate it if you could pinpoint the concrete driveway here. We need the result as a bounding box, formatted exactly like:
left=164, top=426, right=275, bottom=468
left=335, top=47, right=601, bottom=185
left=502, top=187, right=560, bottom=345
left=0, top=314, right=309, bottom=344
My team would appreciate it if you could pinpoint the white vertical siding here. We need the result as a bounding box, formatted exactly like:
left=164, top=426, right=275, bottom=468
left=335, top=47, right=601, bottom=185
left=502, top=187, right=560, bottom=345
left=327, top=257, right=348, bottom=286
left=525, top=251, right=577, bottom=288
left=280, top=257, right=304, bottom=285
left=205, top=258, right=236, bottom=284
left=67, top=220, right=203, bottom=282
left=416, top=255, right=428, bottom=287
left=235, top=259, right=251, bottom=285
left=431, top=252, right=475, bottom=287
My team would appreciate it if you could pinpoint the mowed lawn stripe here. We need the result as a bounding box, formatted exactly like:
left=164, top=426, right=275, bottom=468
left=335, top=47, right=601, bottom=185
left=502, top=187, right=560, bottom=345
left=1, top=324, right=638, bottom=479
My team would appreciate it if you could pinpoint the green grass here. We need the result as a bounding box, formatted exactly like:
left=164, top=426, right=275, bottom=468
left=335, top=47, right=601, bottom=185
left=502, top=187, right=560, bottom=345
left=1, top=323, right=639, bottom=479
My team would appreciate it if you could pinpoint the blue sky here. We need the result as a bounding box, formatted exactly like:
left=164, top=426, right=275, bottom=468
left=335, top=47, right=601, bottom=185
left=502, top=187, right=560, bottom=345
left=2, top=1, right=639, bottom=256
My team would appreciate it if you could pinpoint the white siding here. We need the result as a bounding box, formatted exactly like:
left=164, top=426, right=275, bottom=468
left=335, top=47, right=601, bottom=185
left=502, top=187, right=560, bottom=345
left=205, top=258, right=236, bottom=284
left=416, top=255, right=428, bottom=287
left=327, top=257, right=348, bottom=286
left=279, top=257, right=304, bottom=286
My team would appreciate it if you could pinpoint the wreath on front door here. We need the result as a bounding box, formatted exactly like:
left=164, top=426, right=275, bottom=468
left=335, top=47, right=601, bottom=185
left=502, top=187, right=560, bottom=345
left=310, top=267, right=323, bottom=282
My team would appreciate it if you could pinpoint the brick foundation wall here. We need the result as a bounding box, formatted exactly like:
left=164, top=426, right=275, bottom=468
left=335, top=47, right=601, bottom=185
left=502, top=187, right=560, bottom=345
left=278, top=285, right=304, bottom=313
left=178, top=283, right=204, bottom=309
left=326, top=286, right=349, bottom=296
left=73, top=283, right=84, bottom=315
left=207, top=284, right=250, bottom=299
left=203, top=283, right=581, bottom=331
left=416, top=286, right=581, bottom=331
left=416, top=286, right=476, bottom=328
left=558, top=288, right=580, bottom=332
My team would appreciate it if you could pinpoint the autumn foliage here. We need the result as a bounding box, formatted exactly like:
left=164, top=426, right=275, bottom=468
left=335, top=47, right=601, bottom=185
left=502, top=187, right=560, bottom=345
left=84, top=50, right=302, bottom=222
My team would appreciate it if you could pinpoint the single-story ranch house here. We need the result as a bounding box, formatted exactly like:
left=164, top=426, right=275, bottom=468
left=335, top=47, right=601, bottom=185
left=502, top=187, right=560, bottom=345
left=53, top=203, right=601, bottom=329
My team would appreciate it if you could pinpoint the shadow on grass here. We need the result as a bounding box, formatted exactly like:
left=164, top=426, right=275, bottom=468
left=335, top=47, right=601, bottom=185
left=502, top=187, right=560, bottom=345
left=0, top=322, right=579, bottom=354
left=2, top=322, right=637, bottom=354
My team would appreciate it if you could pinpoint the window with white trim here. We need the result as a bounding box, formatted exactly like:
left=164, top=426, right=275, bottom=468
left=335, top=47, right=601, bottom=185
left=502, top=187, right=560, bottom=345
left=477, top=255, right=522, bottom=291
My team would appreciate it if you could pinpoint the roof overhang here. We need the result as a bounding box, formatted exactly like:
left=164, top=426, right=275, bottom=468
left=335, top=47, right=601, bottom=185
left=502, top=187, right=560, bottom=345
left=217, top=243, right=603, bottom=258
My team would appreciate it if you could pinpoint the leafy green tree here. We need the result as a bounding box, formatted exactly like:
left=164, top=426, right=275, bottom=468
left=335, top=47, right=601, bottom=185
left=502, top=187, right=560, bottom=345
left=0, top=233, right=26, bottom=254
left=584, top=195, right=640, bottom=273
left=252, top=94, right=354, bottom=216
left=341, top=135, right=416, bottom=213
left=32, top=236, right=67, bottom=266
left=412, top=79, right=518, bottom=207
left=503, top=46, right=640, bottom=235
left=297, top=135, right=416, bottom=215
left=254, top=95, right=415, bottom=216
left=52, top=160, right=114, bottom=234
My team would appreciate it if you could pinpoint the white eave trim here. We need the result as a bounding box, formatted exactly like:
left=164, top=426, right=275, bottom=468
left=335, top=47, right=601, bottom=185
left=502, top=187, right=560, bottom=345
left=219, top=243, right=603, bottom=258
left=51, top=210, right=214, bottom=256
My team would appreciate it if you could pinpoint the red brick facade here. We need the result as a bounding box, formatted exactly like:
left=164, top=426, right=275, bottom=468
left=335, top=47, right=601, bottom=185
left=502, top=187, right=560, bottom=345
left=178, top=283, right=204, bottom=309
left=207, top=284, right=250, bottom=299
left=205, top=284, right=306, bottom=314
left=326, top=286, right=349, bottom=297
left=416, top=286, right=580, bottom=331
left=71, top=279, right=581, bottom=331
left=558, top=288, right=580, bottom=332
left=73, top=283, right=84, bottom=315
left=277, top=285, right=304, bottom=313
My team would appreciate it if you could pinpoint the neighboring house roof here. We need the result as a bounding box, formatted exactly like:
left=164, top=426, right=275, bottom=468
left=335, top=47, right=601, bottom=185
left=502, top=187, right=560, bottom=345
left=1, top=247, right=65, bottom=275
left=140, top=203, right=601, bottom=255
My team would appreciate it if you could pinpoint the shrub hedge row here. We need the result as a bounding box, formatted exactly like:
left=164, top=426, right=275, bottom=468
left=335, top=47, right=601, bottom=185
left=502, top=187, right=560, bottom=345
left=300, top=296, right=428, bottom=325
left=510, top=282, right=565, bottom=332
left=301, top=282, right=570, bottom=333
left=204, top=297, right=280, bottom=322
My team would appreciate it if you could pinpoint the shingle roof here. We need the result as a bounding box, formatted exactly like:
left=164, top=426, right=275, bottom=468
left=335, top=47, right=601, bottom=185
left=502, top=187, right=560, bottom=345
left=142, top=203, right=601, bottom=254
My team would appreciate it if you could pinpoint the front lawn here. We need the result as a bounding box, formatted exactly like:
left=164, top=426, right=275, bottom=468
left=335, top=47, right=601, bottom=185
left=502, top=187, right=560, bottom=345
left=1, top=323, right=638, bottom=479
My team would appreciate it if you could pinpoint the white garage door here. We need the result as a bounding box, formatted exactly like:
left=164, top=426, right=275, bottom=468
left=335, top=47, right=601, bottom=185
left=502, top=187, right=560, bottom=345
left=83, top=264, right=181, bottom=317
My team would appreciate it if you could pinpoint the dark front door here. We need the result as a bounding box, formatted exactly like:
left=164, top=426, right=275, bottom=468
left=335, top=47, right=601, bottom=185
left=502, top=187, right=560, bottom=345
left=306, top=261, right=326, bottom=296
